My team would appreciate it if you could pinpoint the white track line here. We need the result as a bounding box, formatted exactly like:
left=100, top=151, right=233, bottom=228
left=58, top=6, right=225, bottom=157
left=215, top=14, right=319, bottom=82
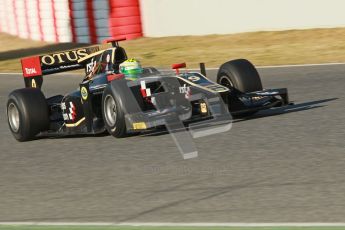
left=1, top=222, right=345, bottom=227
left=185, top=62, right=345, bottom=70
left=0, top=72, right=23, bottom=75
left=1, top=62, right=345, bottom=75
left=258, top=62, right=345, bottom=69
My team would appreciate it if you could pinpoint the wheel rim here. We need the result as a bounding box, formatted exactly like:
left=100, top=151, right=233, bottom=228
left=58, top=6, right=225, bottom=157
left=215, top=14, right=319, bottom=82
left=8, top=103, right=20, bottom=132
left=219, top=76, right=234, bottom=90
left=104, top=95, right=117, bottom=127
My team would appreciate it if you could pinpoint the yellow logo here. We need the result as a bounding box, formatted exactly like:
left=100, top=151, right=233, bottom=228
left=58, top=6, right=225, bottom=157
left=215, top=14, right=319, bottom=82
left=40, top=49, right=88, bottom=65
left=132, top=122, right=147, bottom=130
left=31, top=79, right=37, bottom=88
left=200, top=102, right=208, bottom=114
left=81, top=87, right=88, bottom=100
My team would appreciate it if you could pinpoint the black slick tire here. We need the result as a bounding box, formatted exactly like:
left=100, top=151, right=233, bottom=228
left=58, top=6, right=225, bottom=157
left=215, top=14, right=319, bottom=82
left=7, top=88, right=49, bottom=141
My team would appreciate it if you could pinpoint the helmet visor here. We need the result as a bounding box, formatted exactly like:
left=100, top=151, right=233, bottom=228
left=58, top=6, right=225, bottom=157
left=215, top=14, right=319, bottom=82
left=122, top=68, right=143, bottom=75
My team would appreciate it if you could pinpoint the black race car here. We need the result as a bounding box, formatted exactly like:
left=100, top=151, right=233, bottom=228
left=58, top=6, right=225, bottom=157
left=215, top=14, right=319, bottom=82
left=7, top=38, right=290, bottom=141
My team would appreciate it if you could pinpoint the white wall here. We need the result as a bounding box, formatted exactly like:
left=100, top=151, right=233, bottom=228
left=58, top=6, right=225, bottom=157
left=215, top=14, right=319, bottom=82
left=139, top=0, right=345, bottom=37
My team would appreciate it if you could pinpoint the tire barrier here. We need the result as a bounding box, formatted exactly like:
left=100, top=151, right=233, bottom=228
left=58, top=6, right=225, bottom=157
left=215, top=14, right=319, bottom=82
left=108, top=0, right=142, bottom=40
left=0, top=0, right=143, bottom=43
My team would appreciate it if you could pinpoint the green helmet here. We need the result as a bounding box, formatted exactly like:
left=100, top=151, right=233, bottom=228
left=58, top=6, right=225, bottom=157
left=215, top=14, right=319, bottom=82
left=119, top=58, right=143, bottom=80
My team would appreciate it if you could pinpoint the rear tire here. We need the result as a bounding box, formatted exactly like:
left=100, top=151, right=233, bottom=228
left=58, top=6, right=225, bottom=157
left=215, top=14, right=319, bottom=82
left=102, top=86, right=127, bottom=138
left=7, top=88, right=49, bottom=141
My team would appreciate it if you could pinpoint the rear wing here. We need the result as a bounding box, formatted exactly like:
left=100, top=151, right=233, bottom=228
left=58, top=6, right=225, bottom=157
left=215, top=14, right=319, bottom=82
left=20, top=36, right=126, bottom=88
left=21, top=43, right=111, bottom=78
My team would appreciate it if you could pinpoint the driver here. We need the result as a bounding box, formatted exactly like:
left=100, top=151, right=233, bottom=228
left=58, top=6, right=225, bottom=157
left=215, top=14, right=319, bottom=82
left=119, top=58, right=143, bottom=81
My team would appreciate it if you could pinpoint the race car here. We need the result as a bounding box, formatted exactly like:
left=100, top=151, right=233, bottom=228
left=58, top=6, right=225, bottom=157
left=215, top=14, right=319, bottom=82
left=7, top=37, right=290, bottom=141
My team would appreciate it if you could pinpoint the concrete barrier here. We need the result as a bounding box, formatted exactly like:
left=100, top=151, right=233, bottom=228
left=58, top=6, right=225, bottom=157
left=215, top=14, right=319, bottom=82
left=139, top=0, right=345, bottom=37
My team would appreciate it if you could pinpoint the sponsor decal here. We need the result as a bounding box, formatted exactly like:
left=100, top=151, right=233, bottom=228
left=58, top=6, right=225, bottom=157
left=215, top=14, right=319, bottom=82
left=179, top=84, right=191, bottom=99
left=21, top=56, right=42, bottom=77
left=81, top=87, right=88, bottom=100
left=132, top=122, right=147, bottom=130
left=200, top=102, right=208, bottom=114
left=61, top=102, right=68, bottom=121
left=25, top=68, right=37, bottom=75
left=69, top=102, right=76, bottom=121
left=187, top=75, right=201, bottom=82
left=140, top=80, right=151, bottom=97
left=206, top=85, right=228, bottom=92
left=61, top=102, right=77, bottom=121
left=31, top=79, right=37, bottom=88
left=86, top=58, right=95, bottom=73
left=61, top=102, right=66, bottom=110
left=40, top=49, right=88, bottom=66
left=140, top=80, right=153, bottom=104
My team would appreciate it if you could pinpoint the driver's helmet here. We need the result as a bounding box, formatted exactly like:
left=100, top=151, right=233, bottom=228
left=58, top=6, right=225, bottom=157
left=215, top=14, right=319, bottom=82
left=119, top=58, right=143, bottom=81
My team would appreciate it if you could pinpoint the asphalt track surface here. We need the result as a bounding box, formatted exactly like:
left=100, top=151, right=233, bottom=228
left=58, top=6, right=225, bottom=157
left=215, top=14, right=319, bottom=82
left=0, top=65, right=344, bottom=223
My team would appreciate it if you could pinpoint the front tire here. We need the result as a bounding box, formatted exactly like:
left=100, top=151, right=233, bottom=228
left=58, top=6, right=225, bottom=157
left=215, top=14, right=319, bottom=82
left=217, top=59, right=263, bottom=117
left=102, top=86, right=127, bottom=138
left=217, top=59, right=263, bottom=93
left=7, top=88, right=49, bottom=141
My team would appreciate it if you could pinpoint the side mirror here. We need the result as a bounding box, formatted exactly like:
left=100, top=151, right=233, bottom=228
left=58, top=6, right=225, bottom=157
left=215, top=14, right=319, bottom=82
left=102, top=37, right=127, bottom=47
left=171, top=63, right=187, bottom=74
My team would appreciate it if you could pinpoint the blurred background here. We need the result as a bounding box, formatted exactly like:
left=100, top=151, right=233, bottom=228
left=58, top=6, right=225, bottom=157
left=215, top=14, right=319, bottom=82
left=1, top=0, right=345, bottom=69
left=1, top=0, right=345, bottom=43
